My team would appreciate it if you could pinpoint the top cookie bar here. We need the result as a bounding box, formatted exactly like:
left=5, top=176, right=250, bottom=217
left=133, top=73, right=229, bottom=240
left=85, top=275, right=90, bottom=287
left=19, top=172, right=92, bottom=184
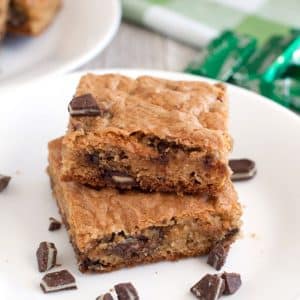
left=62, top=74, right=232, bottom=195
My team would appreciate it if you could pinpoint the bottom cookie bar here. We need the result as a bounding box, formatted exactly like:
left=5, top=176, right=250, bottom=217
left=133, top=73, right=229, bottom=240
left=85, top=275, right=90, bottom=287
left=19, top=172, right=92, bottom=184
left=48, top=138, right=242, bottom=273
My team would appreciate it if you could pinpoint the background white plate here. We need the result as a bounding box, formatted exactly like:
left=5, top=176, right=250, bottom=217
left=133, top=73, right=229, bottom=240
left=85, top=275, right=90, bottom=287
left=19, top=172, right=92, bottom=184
left=1, top=70, right=300, bottom=300
left=0, top=0, right=120, bottom=87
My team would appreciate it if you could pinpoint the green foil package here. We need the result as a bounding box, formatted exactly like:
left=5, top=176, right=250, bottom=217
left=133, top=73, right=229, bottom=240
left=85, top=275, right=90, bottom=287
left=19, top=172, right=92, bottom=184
left=186, top=30, right=300, bottom=112
left=233, top=33, right=300, bottom=85
left=185, top=31, right=256, bottom=81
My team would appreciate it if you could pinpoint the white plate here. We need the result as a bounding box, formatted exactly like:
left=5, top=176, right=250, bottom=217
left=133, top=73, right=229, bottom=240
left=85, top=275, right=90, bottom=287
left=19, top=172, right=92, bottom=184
left=1, top=69, right=300, bottom=300
left=0, top=0, right=120, bottom=87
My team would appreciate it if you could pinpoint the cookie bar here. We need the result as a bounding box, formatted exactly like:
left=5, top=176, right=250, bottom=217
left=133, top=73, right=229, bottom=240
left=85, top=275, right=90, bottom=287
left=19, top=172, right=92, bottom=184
left=49, top=138, right=241, bottom=273
left=62, top=74, right=232, bottom=195
left=8, top=0, right=61, bottom=35
left=0, top=0, right=8, bottom=39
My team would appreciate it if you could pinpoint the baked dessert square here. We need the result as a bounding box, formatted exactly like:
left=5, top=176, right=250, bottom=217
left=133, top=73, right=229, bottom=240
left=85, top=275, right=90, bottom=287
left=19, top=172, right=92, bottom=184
left=49, top=138, right=241, bottom=273
left=0, top=0, right=8, bottom=39
left=8, top=0, right=61, bottom=35
left=62, top=74, right=232, bottom=195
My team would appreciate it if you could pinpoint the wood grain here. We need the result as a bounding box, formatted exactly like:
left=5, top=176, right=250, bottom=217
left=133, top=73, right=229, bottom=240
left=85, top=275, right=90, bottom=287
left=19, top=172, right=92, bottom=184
left=79, top=22, right=198, bottom=72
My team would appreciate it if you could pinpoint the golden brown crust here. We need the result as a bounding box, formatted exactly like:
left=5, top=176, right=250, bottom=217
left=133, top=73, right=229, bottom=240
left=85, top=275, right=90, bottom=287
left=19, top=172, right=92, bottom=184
left=62, top=74, right=232, bottom=194
left=49, top=138, right=241, bottom=253
left=8, top=0, right=61, bottom=35
left=65, top=73, right=231, bottom=150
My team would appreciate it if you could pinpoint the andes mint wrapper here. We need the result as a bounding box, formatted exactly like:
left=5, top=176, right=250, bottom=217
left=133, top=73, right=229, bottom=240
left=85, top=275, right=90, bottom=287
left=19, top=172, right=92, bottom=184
left=270, top=65, right=300, bottom=110
left=233, top=33, right=300, bottom=84
left=237, top=76, right=300, bottom=111
left=185, top=31, right=256, bottom=81
left=270, top=78, right=300, bottom=110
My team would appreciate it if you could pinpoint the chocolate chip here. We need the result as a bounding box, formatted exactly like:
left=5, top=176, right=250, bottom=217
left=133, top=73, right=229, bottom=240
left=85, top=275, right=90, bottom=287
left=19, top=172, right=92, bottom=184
left=36, top=242, right=57, bottom=272
left=111, top=237, right=147, bottom=259
left=48, top=217, right=62, bottom=231
left=114, top=282, right=139, bottom=300
left=40, top=269, right=77, bottom=293
left=203, top=155, right=215, bottom=169
left=8, top=3, right=28, bottom=27
left=86, top=152, right=99, bottom=165
left=68, top=94, right=100, bottom=116
left=207, top=242, right=230, bottom=271
left=229, top=159, right=256, bottom=181
left=96, top=293, right=114, bottom=300
left=191, top=274, right=225, bottom=300
left=157, top=141, right=170, bottom=154
left=0, top=175, right=11, bottom=192
left=221, top=272, right=242, bottom=295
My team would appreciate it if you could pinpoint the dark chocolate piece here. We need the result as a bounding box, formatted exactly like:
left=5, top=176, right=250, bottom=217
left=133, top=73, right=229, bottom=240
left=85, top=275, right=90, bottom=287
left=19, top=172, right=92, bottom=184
left=191, top=274, right=225, bottom=300
left=114, top=282, right=139, bottom=300
left=96, top=293, right=114, bottom=300
left=36, top=242, right=57, bottom=272
left=207, top=242, right=229, bottom=271
left=8, top=2, right=28, bottom=27
left=0, top=175, right=11, bottom=192
left=48, top=217, right=62, bottom=231
left=68, top=94, right=100, bottom=116
left=40, top=269, right=77, bottom=293
left=221, top=272, right=242, bottom=295
left=229, top=159, right=256, bottom=181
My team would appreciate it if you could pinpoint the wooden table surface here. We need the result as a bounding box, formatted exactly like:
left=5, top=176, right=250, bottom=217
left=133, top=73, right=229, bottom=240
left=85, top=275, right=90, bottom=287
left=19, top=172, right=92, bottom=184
left=79, top=22, right=198, bottom=72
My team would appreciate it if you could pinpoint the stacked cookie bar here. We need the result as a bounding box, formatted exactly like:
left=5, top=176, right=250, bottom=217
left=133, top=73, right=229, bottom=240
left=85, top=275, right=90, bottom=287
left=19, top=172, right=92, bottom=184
left=48, top=74, right=242, bottom=273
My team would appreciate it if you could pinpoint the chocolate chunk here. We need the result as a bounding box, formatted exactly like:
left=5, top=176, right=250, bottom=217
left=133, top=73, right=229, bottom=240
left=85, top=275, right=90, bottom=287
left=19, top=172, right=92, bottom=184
left=191, top=274, right=225, bottom=300
left=86, top=152, right=100, bottom=165
left=40, top=269, right=77, bottom=293
left=68, top=94, right=100, bottom=116
left=114, top=282, right=139, bottom=300
left=203, top=155, right=215, bottom=169
left=229, top=159, right=256, bottom=181
left=207, top=242, right=230, bottom=271
left=8, top=3, right=28, bottom=27
left=111, top=236, right=148, bottom=259
left=221, top=272, right=241, bottom=295
left=0, top=175, right=11, bottom=192
left=36, top=242, right=57, bottom=272
left=96, top=293, right=114, bottom=300
left=48, top=217, right=62, bottom=231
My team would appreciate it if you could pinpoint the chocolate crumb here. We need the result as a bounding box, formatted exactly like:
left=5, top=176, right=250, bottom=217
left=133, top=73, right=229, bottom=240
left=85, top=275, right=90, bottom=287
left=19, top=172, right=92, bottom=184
left=207, top=242, right=229, bottom=271
left=48, top=217, right=62, bottom=231
left=229, top=159, right=256, bottom=181
left=114, top=282, right=139, bottom=300
left=36, top=242, right=57, bottom=272
left=68, top=94, right=100, bottom=117
left=221, top=272, right=241, bottom=295
left=191, top=274, right=224, bottom=300
left=40, top=269, right=77, bottom=293
left=0, top=175, right=11, bottom=192
left=96, top=293, right=114, bottom=300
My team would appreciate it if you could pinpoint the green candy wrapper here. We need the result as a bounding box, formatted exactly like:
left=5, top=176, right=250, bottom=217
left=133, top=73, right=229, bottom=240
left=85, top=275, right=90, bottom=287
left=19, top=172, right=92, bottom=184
left=237, top=69, right=300, bottom=111
left=233, top=33, right=300, bottom=84
left=185, top=31, right=256, bottom=81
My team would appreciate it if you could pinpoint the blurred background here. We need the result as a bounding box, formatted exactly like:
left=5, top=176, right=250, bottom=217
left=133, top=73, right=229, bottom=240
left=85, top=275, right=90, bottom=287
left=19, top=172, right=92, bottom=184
left=1, top=0, right=300, bottom=112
